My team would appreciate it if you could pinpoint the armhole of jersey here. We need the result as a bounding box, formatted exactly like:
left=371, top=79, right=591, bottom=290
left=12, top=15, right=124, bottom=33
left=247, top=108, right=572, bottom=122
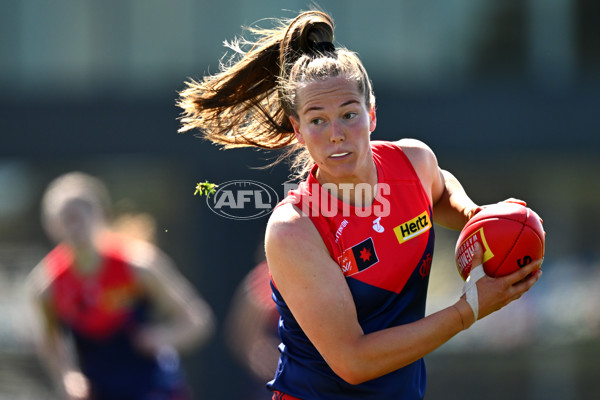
left=374, top=141, right=433, bottom=210
left=268, top=202, right=340, bottom=292
left=44, top=244, right=72, bottom=280
left=278, top=183, right=341, bottom=257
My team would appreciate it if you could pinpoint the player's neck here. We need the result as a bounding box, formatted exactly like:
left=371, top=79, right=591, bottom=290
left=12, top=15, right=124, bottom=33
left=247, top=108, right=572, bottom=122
left=315, top=159, right=378, bottom=206
left=72, top=245, right=102, bottom=275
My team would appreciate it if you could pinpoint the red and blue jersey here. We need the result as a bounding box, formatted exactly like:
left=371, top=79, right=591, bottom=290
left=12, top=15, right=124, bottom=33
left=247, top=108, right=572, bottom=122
left=44, top=240, right=189, bottom=400
left=268, top=141, right=435, bottom=400
left=46, top=242, right=143, bottom=340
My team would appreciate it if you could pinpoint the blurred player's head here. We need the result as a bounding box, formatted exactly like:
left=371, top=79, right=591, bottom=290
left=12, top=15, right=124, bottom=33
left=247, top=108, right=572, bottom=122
left=41, top=172, right=111, bottom=245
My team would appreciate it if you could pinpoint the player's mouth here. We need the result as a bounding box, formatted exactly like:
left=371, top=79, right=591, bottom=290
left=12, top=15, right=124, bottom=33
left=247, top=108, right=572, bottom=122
left=329, top=152, right=351, bottom=159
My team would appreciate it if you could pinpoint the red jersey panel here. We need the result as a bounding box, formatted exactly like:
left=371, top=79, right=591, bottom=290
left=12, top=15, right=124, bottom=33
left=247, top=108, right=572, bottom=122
left=45, top=243, right=143, bottom=340
left=281, top=140, right=433, bottom=295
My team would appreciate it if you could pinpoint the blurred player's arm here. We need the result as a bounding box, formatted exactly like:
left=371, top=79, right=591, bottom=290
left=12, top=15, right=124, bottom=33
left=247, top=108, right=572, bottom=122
left=127, top=240, right=215, bottom=355
left=224, top=263, right=280, bottom=381
left=25, top=263, right=90, bottom=400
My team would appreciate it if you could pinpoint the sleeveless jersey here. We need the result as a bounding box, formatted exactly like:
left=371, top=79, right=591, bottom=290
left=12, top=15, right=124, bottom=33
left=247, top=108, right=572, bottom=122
left=44, top=241, right=188, bottom=399
left=267, top=141, right=435, bottom=400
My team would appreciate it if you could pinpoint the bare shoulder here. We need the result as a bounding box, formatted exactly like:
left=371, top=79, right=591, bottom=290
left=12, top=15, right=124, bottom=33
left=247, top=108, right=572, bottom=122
left=119, top=236, right=193, bottom=301
left=266, top=203, right=322, bottom=254
left=267, top=202, right=311, bottom=235
left=265, top=203, right=333, bottom=281
left=394, top=138, right=440, bottom=202
left=395, top=138, right=436, bottom=162
left=26, top=260, right=52, bottom=299
left=395, top=138, right=438, bottom=170
left=117, top=236, right=169, bottom=282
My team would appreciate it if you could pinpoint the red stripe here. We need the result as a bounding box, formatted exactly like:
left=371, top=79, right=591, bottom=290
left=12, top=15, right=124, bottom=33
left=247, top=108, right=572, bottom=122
left=272, top=391, right=302, bottom=400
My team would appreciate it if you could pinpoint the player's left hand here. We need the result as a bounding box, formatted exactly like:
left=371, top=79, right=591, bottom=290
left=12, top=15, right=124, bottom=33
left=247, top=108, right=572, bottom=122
left=467, top=198, right=543, bottom=225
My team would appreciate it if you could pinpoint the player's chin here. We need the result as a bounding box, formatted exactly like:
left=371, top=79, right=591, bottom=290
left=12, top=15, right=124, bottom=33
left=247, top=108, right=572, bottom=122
left=324, top=167, right=358, bottom=182
left=326, top=156, right=357, bottom=171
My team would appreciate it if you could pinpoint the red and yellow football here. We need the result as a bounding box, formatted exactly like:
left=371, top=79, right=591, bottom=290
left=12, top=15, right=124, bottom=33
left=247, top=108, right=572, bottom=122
left=455, top=202, right=545, bottom=280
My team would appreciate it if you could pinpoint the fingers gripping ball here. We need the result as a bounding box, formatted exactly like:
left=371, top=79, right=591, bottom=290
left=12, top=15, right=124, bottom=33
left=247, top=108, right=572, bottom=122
left=455, top=202, right=545, bottom=280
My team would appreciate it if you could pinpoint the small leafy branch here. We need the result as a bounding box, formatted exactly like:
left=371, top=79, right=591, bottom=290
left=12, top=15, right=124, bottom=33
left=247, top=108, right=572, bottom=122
left=194, top=181, right=218, bottom=198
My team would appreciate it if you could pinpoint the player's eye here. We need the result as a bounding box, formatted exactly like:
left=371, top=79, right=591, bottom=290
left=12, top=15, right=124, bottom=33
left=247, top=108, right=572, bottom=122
left=343, top=112, right=357, bottom=120
left=310, top=118, right=324, bottom=125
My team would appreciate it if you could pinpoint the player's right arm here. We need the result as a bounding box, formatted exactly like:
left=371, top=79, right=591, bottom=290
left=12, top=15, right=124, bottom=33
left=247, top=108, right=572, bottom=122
left=26, top=263, right=90, bottom=400
left=265, top=203, right=543, bottom=385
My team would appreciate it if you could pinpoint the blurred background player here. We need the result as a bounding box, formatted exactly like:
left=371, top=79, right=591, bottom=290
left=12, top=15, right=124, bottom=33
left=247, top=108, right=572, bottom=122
left=224, top=243, right=280, bottom=400
left=26, top=171, right=215, bottom=400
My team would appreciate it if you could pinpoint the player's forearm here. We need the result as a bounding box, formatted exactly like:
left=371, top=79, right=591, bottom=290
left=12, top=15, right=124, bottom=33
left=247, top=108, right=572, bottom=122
left=136, top=300, right=215, bottom=353
left=326, top=303, right=467, bottom=385
left=39, top=336, right=87, bottom=399
left=177, top=298, right=216, bottom=350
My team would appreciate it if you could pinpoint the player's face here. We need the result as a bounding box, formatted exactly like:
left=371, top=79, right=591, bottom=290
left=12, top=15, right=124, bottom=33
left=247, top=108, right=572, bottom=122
left=57, top=199, right=100, bottom=247
left=290, top=76, right=376, bottom=184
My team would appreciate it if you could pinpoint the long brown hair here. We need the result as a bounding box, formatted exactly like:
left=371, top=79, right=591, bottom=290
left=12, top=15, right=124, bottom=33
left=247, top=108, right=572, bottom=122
left=177, top=10, right=375, bottom=179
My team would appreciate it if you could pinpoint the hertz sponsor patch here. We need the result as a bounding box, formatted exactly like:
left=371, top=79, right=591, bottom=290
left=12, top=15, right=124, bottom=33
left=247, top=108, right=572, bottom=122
left=393, top=211, right=432, bottom=244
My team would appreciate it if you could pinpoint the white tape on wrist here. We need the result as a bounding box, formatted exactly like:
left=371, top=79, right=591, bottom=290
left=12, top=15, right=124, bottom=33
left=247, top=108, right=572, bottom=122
left=462, top=264, right=485, bottom=321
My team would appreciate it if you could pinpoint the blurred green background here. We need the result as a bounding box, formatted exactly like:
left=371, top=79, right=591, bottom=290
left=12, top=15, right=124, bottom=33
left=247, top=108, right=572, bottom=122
left=1, top=1, right=599, bottom=399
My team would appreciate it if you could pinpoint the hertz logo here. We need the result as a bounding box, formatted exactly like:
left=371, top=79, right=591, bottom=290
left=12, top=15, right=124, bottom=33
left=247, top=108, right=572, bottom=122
left=394, top=211, right=432, bottom=244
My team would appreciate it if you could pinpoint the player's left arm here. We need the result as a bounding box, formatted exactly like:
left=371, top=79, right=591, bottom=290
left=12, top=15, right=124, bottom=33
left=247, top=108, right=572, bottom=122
left=397, top=138, right=479, bottom=231
left=128, top=241, right=215, bottom=355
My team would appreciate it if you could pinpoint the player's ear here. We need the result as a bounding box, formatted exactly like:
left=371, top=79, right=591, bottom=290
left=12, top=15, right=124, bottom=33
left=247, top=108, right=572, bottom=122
left=290, top=116, right=305, bottom=144
left=369, top=106, right=377, bottom=133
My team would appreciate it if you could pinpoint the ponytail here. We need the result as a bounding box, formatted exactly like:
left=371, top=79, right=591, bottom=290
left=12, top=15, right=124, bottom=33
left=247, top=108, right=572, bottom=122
left=177, top=25, right=290, bottom=149
left=177, top=10, right=373, bottom=180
